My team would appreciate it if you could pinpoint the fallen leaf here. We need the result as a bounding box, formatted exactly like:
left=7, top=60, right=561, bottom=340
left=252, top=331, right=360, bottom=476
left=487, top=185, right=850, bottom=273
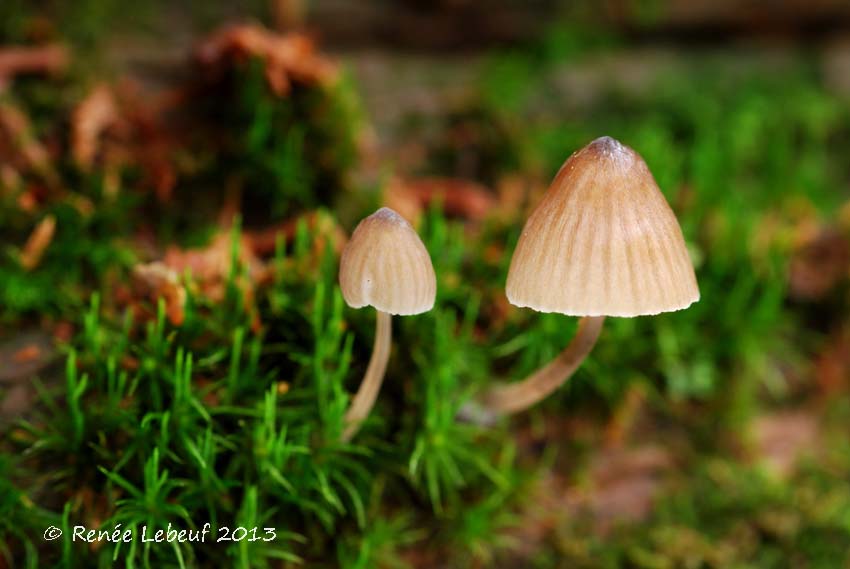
left=0, top=44, right=68, bottom=87
left=195, top=24, right=336, bottom=96
left=245, top=210, right=347, bottom=257
left=163, top=232, right=265, bottom=288
left=71, top=84, right=121, bottom=170
left=383, top=178, right=424, bottom=226
left=386, top=176, right=495, bottom=221
left=160, top=230, right=269, bottom=331
left=70, top=81, right=178, bottom=201
left=1, top=164, right=21, bottom=193
left=0, top=103, right=56, bottom=183
left=132, top=262, right=187, bottom=326
left=494, top=173, right=534, bottom=222
left=11, top=344, right=41, bottom=363
left=16, top=187, right=37, bottom=212
left=20, top=214, right=56, bottom=270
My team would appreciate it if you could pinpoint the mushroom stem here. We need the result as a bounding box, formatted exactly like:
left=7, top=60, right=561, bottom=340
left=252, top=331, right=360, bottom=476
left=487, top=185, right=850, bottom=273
left=482, top=316, right=605, bottom=415
left=342, top=310, right=392, bottom=441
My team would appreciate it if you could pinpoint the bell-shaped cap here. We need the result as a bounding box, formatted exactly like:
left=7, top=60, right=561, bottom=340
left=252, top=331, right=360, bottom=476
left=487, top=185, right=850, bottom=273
left=506, top=136, right=699, bottom=317
left=340, top=207, right=436, bottom=315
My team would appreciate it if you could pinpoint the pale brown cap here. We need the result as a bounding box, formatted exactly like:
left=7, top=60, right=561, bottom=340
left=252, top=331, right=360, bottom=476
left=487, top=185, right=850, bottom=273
left=339, top=207, right=436, bottom=315
left=506, top=136, right=699, bottom=317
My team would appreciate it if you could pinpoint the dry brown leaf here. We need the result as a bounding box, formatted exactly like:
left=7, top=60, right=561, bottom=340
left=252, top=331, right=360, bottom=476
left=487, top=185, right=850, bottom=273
left=0, top=164, right=21, bottom=192
left=383, top=178, right=424, bottom=226
left=16, top=188, right=37, bottom=212
left=11, top=344, right=41, bottom=364
left=71, top=84, right=120, bottom=170
left=494, top=174, right=531, bottom=220
left=0, top=331, right=55, bottom=383
left=386, top=176, right=495, bottom=221
left=245, top=210, right=347, bottom=257
left=0, top=44, right=68, bottom=86
left=20, top=214, right=56, bottom=270
left=156, top=215, right=346, bottom=332
left=132, top=262, right=187, bottom=326
left=163, top=232, right=265, bottom=288
left=0, top=103, right=55, bottom=180
left=69, top=81, right=178, bottom=201
left=195, top=24, right=337, bottom=96
left=161, top=231, right=267, bottom=331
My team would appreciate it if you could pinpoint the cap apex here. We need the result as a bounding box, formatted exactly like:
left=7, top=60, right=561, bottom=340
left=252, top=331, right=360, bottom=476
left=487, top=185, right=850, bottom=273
left=584, top=136, right=635, bottom=166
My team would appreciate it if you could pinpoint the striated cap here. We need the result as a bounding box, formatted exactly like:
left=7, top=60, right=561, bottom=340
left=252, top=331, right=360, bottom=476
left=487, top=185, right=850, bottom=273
left=339, top=207, right=436, bottom=315
left=506, top=136, right=699, bottom=317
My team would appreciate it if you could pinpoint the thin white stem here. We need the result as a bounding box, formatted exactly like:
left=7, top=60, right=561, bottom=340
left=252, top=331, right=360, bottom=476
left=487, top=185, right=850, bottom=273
left=342, top=310, right=392, bottom=441
left=481, top=316, right=605, bottom=415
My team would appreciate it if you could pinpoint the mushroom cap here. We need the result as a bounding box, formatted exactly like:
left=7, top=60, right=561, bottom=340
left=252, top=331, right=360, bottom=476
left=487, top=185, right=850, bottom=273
left=506, top=136, right=699, bottom=317
left=339, top=207, right=436, bottom=315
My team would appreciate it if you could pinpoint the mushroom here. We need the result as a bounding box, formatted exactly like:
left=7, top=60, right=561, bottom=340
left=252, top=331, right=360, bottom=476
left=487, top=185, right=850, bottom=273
left=482, top=136, right=699, bottom=415
left=339, top=207, right=436, bottom=440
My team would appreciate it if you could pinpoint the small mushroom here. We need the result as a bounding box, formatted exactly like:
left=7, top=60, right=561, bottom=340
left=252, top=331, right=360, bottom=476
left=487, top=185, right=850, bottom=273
left=482, top=136, right=699, bottom=414
left=339, top=207, right=436, bottom=440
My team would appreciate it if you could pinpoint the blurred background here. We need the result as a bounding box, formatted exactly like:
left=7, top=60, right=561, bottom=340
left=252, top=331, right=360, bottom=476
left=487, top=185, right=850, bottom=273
left=2, top=1, right=850, bottom=567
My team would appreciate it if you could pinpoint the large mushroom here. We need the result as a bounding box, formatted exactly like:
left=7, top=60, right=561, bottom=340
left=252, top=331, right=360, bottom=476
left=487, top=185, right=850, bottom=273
left=339, top=207, right=436, bottom=440
left=481, top=136, right=699, bottom=415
